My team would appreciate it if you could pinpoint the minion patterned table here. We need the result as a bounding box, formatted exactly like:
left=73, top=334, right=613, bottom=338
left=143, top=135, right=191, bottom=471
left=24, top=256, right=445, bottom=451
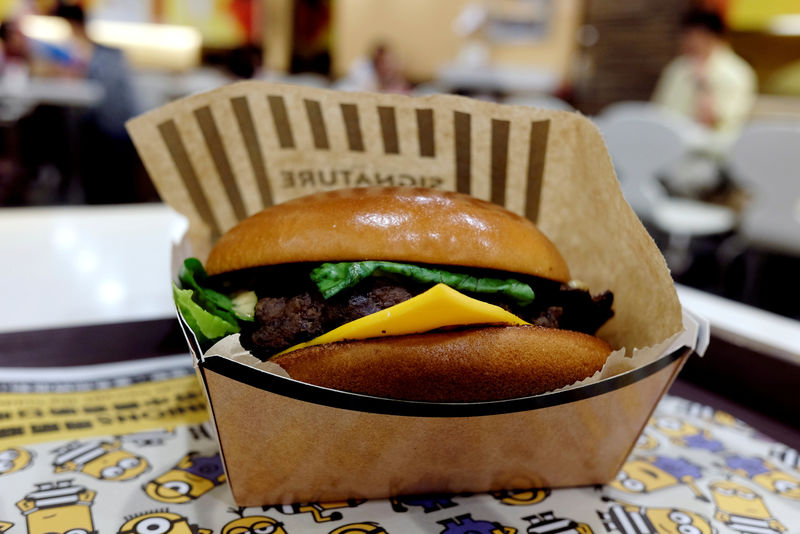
left=1, top=357, right=799, bottom=534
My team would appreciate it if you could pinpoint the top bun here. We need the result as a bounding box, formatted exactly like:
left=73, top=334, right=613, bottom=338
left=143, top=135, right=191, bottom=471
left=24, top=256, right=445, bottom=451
left=206, top=187, right=570, bottom=282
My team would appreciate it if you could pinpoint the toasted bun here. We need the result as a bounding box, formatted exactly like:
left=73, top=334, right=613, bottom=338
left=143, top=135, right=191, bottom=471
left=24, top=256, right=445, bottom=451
left=271, top=325, right=612, bottom=402
left=206, top=187, right=570, bottom=282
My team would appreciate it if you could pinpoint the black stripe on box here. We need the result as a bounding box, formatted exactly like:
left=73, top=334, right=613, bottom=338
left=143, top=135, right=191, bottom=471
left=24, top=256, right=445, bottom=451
left=340, top=103, right=365, bottom=152
left=454, top=111, right=471, bottom=194
left=231, top=96, right=274, bottom=208
left=416, top=108, right=435, bottom=157
left=194, top=106, right=247, bottom=221
left=201, top=347, right=691, bottom=417
left=378, top=106, right=399, bottom=154
left=158, top=120, right=221, bottom=240
left=267, top=95, right=295, bottom=148
left=304, top=99, right=330, bottom=150
left=525, top=120, right=550, bottom=223
left=491, top=119, right=510, bottom=206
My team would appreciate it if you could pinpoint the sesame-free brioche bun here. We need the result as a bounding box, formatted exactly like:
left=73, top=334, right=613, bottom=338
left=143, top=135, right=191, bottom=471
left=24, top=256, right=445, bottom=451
left=272, top=325, right=612, bottom=402
left=205, top=187, right=570, bottom=283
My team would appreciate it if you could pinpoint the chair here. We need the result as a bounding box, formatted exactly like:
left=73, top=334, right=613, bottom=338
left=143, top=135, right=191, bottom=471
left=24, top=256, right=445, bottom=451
left=720, top=122, right=800, bottom=310
left=594, top=102, right=737, bottom=273
left=503, top=93, right=574, bottom=112
left=726, top=121, right=800, bottom=256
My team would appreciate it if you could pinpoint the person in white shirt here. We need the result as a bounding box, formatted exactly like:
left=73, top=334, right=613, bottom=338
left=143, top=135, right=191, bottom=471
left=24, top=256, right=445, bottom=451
left=653, top=9, right=756, bottom=140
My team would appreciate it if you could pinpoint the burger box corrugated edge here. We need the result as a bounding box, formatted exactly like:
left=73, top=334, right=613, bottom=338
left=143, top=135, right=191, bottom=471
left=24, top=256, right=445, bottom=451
left=172, top=237, right=709, bottom=506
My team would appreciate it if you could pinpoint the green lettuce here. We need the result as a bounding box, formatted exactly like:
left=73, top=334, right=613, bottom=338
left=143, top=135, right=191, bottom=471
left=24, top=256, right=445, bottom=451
left=173, top=285, right=240, bottom=344
left=178, top=258, right=254, bottom=323
left=174, top=258, right=254, bottom=344
left=310, top=261, right=535, bottom=306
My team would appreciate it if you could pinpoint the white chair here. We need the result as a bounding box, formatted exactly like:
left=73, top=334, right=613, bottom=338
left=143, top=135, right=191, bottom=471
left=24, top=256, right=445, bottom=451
left=503, top=93, right=574, bottom=112
left=594, top=102, right=737, bottom=273
left=716, top=121, right=800, bottom=309
left=727, top=121, right=800, bottom=256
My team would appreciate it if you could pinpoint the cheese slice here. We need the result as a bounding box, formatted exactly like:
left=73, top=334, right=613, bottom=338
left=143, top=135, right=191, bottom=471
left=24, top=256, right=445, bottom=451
left=277, top=283, right=529, bottom=355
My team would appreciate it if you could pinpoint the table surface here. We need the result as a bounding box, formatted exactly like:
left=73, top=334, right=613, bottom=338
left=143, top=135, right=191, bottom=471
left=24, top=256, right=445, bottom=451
left=0, top=201, right=798, bottom=442
left=2, top=203, right=800, bottom=532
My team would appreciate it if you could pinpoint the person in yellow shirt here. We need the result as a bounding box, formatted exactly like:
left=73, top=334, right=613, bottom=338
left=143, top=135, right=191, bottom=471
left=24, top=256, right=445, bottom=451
left=653, top=9, right=756, bottom=140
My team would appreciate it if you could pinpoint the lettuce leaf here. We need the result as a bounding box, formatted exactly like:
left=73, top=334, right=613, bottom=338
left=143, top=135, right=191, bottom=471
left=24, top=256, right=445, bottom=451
left=310, top=261, right=535, bottom=306
left=173, top=285, right=240, bottom=344
left=179, top=258, right=253, bottom=323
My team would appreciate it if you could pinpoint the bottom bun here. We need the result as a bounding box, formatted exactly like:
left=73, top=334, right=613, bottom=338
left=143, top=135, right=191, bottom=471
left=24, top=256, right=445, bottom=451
left=271, top=325, right=612, bottom=402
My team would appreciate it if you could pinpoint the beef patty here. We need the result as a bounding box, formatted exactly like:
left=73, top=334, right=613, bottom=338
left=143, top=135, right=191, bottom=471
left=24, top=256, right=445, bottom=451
left=239, top=275, right=613, bottom=358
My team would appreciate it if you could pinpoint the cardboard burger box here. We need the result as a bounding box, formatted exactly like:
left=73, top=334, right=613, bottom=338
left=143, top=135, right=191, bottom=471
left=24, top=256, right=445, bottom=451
left=126, top=81, right=707, bottom=506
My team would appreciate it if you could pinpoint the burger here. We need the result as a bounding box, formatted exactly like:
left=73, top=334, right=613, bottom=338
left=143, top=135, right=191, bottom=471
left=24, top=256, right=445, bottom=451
left=174, top=187, right=614, bottom=402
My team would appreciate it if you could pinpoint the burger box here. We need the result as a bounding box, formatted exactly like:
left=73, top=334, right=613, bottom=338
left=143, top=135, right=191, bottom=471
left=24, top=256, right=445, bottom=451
left=126, top=81, right=708, bottom=506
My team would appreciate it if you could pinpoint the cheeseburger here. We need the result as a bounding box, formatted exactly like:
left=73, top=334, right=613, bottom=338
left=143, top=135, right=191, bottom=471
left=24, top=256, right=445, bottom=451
left=175, top=187, right=614, bottom=402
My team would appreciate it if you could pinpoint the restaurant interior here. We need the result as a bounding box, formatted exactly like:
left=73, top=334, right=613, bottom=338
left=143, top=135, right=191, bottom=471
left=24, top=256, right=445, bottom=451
left=1, top=0, right=799, bottom=516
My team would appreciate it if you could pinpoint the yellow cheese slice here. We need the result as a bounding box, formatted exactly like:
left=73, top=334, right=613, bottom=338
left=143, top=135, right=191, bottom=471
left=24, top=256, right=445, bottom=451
left=277, top=283, right=529, bottom=355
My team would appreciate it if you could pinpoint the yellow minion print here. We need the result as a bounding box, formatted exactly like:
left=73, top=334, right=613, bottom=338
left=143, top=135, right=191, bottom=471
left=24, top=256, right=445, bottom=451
left=220, top=509, right=287, bottom=534
left=674, top=400, right=746, bottom=430
left=329, top=522, right=387, bottom=534
left=265, top=500, right=365, bottom=523
left=649, top=417, right=724, bottom=453
left=117, top=510, right=212, bottom=534
left=0, top=521, right=12, bottom=532
left=709, top=480, right=787, bottom=533
left=634, top=432, right=659, bottom=452
left=0, top=446, right=33, bottom=476
left=723, top=455, right=800, bottom=500
left=598, top=502, right=713, bottom=534
left=144, top=452, right=226, bottom=504
left=53, top=439, right=149, bottom=481
left=523, top=511, right=593, bottom=534
left=491, top=488, right=551, bottom=506
left=16, top=480, right=96, bottom=534
left=769, top=447, right=799, bottom=474
left=610, top=456, right=706, bottom=500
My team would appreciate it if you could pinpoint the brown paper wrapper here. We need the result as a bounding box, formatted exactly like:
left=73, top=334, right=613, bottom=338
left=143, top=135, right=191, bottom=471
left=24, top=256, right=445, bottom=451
left=128, top=81, right=688, bottom=505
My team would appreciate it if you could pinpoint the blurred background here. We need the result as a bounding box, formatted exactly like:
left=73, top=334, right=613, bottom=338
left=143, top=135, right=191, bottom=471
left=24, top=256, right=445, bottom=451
left=1, top=0, right=798, bottom=325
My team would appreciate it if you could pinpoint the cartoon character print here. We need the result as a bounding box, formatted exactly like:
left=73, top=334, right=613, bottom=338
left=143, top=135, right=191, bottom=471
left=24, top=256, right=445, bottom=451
left=52, top=439, right=149, bottom=481
left=0, top=521, right=12, bottom=533
left=634, top=432, right=659, bottom=452
left=263, top=499, right=365, bottom=523
left=220, top=508, right=287, bottom=534
left=769, top=446, right=800, bottom=473
left=390, top=493, right=459, bottom=513
left=598, top=502, right=714, bottom=534
left=610, top=456, right=707, bottom=500
left=523, top=511, right=592, bottom=534
left=709, top=480, right=787, bottom=533
left=0, top=446, right=33, bottom=476
left=491, top=488, right=550, bottom=506
left=438, top=513, right=516, bottom=534
left=649, top=416, right=724, bottom=453
left=672, top=399, right=747, bottom=430
left=120, top=428, right=177, bottom=447
left=117, top=510, right=212, bottom=534
left=16, top=480, right=96, bottom=534
left=144, top=452, right=226, bottom=504
left=722, top=455, right=800, bottom=500
left=329, top=522, right=388, bottom=534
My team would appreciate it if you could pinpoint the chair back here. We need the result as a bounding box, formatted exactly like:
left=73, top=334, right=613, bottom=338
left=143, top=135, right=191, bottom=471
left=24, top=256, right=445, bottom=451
left=727, top=122, right=800, bottom=255
left=594, top=102, right=689, bottom=217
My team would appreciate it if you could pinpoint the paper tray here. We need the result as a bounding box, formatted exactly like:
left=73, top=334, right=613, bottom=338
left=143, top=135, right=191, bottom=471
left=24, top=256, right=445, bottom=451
left=174, top=304, right=701, bottom=506
left=129, top=80, right=700, bottom=506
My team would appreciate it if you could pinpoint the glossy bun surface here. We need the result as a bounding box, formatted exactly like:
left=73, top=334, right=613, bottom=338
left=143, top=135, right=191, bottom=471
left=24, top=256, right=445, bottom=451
left=206, top=187, right=570, bottom=282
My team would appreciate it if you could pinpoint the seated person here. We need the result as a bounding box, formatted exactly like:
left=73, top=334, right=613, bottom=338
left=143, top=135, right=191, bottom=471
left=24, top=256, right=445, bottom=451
left=652, top=9, right=756, bottom=143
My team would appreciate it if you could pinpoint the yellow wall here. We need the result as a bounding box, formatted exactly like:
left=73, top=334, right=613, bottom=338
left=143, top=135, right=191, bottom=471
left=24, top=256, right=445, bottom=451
left=331, top=0, right=581, bottom=82
left=728, top=0, right=800, bottom=31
